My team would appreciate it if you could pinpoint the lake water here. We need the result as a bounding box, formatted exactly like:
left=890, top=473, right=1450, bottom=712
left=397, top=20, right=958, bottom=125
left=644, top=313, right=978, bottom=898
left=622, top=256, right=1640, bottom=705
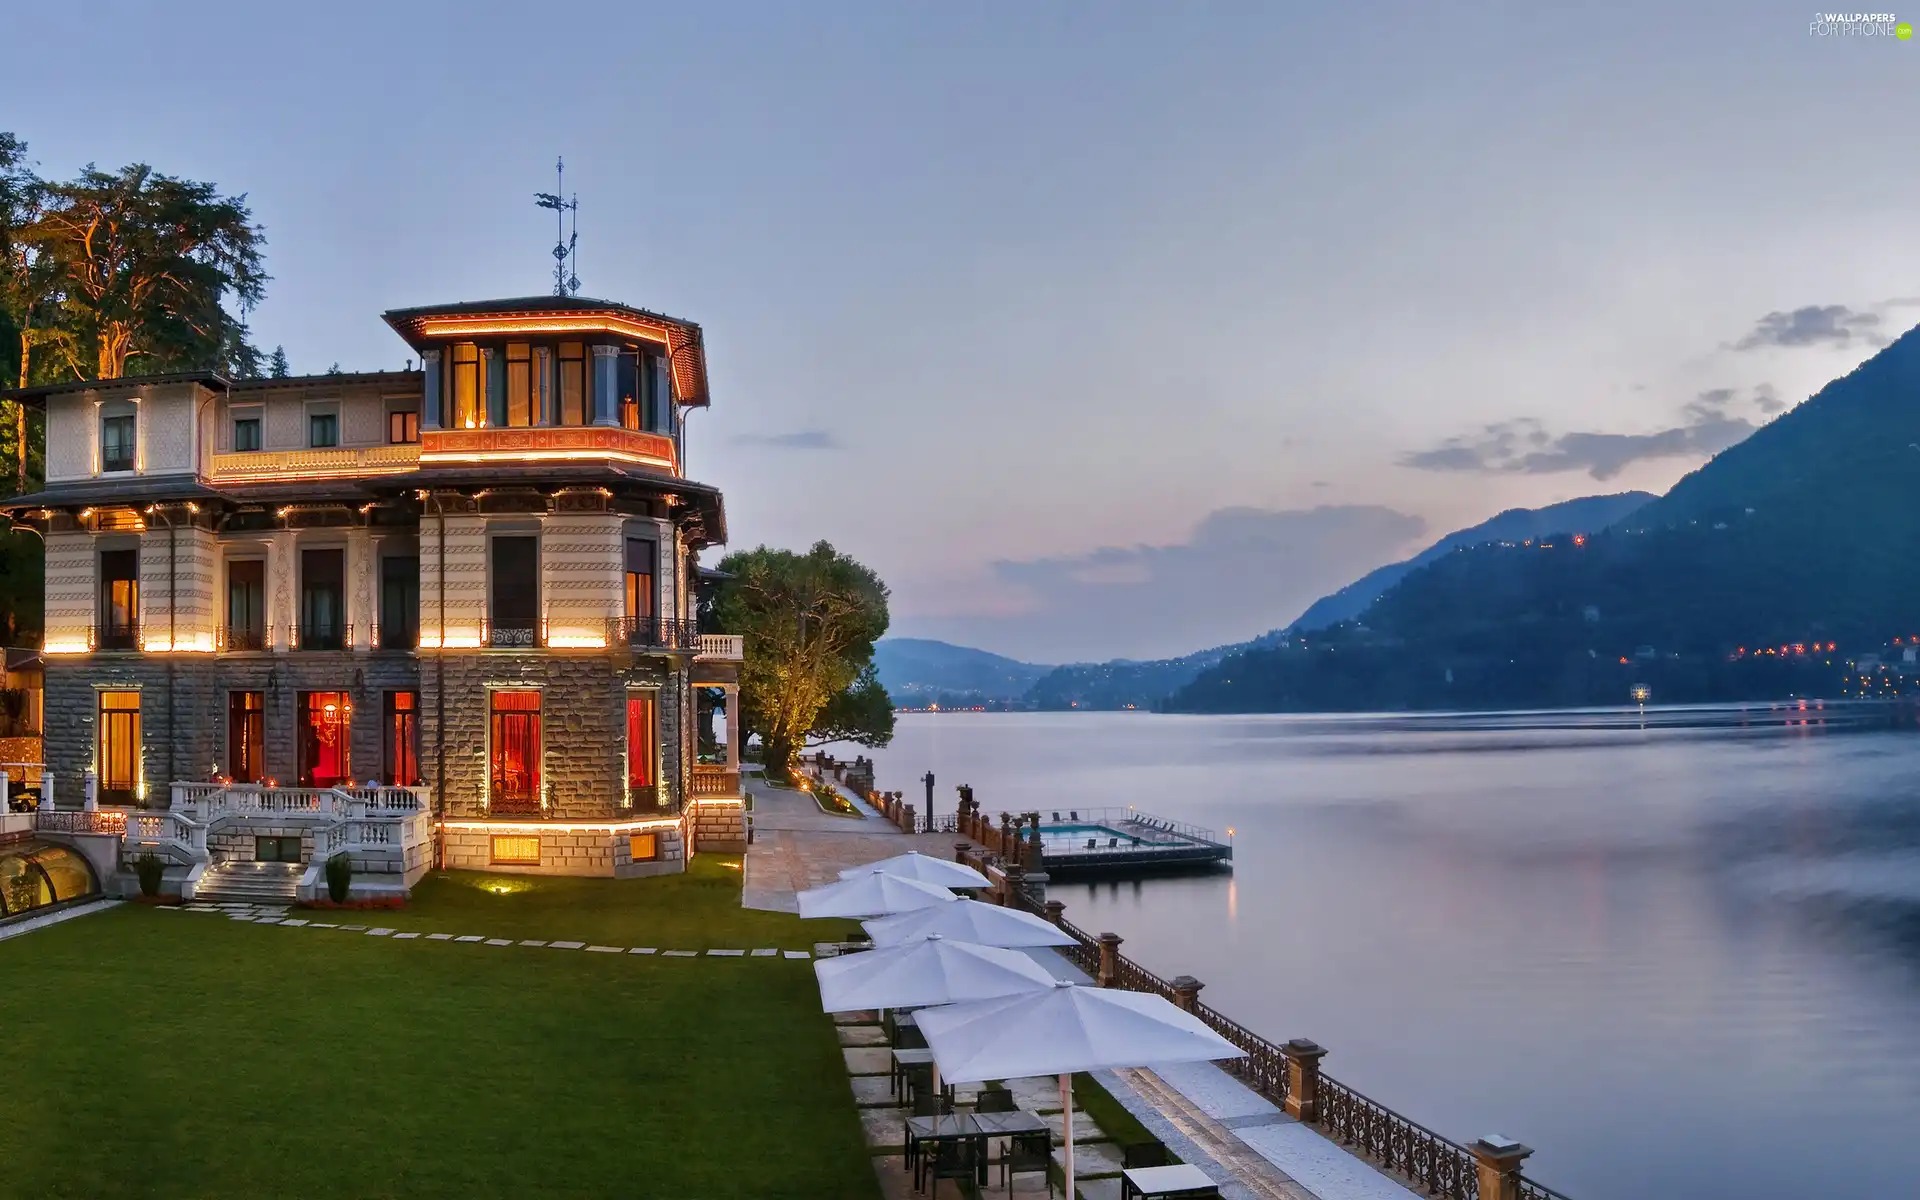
left=841, top=708, right=1920, bottom=1199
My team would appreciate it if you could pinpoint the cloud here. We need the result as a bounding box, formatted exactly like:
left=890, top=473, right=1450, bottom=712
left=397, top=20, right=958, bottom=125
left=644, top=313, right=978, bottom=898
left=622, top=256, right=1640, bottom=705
left=1732, top=304, right=1886, bottom=351
left=897, top=505, right=1428, bottom=661
left=730, top=429, right=840, bottom=450
left=1401, top=387, right=1774, bottom=481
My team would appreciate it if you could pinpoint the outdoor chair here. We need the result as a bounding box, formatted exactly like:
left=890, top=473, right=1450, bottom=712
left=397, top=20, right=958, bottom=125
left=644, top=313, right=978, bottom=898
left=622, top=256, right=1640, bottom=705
left=1070, top=810, right=1079, bottom=821
left=894, top=1023, right=928, bottom=1051
left=1002, top=1129, right=1053, bottom=1196
left=925, top=1136, right=981, bottom=1197
left=974, top=1086, right=1016, bottom=1113
left=1052, top=811, right=1060, bottom=821
left=1108, top=837, right=1119, bottom=849
left=1086, top=839, right=1096, bottom=851
left=1122, top=1141, right=1171, bottom=1169
left=903, top=1087, right=943, bottom=1184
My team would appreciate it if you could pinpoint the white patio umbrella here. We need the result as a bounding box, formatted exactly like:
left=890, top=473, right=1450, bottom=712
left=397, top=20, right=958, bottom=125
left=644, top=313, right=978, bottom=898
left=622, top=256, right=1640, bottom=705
left=796, top=871, right=956, bottom=919
left=915, top=980, right=1243, bottom=1197
left=838, top=851, right=991, bottom=889
left=812, top=933, right=1059, bottom=1012
left=862, top=897, right=1078, bottom=949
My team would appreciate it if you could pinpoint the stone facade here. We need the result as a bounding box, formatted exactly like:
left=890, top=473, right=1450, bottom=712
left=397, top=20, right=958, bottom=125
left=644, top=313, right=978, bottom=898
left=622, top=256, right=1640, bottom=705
left=689, top=798, right=748, bottom=853
left=441, top=819, right=686, bottom=879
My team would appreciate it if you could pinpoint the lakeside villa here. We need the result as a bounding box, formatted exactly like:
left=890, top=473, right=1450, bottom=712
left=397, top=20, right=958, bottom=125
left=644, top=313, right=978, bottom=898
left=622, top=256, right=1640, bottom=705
left=0, top=293, right=748, bottom=908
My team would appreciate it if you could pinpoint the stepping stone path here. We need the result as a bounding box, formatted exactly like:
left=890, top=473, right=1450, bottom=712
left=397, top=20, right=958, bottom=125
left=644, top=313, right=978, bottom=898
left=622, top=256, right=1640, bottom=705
left=159, top=902, right=816, bottom=964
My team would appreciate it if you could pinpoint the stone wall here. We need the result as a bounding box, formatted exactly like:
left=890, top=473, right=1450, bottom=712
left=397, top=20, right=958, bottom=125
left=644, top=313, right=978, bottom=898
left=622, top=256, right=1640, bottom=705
left=40, top=653, right=422, bottom=802
left=689, top=798, right=747, bottom=853
left=440, top=820, right=685, bottom=879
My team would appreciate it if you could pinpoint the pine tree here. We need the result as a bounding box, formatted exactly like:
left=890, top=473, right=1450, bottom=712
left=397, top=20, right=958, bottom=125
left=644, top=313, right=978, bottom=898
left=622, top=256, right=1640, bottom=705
left=269, top=345, right=289, bottom=377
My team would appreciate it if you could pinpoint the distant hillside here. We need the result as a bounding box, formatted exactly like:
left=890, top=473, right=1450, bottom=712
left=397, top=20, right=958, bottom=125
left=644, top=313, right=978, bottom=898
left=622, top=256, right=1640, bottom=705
left=1168, top=323, right=1920, bottom=713
left=1024, top=640, right=1263, bottom=711
left=1288, top=492, right=1654, bottom=630
left=873, top=638, right=1053, bottom=705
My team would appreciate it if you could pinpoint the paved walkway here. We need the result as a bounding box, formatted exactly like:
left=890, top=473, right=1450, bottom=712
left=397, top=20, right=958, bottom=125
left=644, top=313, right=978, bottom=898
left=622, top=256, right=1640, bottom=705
left=742, top=771, right=970, bottom=913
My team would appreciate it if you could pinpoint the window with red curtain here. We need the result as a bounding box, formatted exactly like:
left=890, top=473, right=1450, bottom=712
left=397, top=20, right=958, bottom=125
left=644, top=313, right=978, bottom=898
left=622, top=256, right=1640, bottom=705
left=384, top=691, right=419, bottom=787
left=627, top=694, right=656, bottom=801
left=490, top=690, right=542, bottom=812
left=298, top=692, right=352, bottom=788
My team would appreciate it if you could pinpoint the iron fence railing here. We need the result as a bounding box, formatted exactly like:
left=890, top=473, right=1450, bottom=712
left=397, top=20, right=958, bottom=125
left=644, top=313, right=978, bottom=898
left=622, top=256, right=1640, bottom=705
left=216, top=624, right=270, bottom=652
left=481, top=618, right=545, bottom=649
left=292, top=623, right=351, bottom=651
left=608, top=616, right=700, bottom=651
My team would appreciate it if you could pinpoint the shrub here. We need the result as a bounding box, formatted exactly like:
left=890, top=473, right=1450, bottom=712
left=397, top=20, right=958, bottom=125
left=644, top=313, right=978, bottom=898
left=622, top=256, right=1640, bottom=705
left=325, top=852, right=353, bottom=903
left=134, top=852, right=165, bottom=897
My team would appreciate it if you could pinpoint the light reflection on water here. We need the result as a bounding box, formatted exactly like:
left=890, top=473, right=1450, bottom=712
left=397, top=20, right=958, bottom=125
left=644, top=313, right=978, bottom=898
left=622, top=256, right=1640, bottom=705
left=838, top=706, right=1920, bottom=1200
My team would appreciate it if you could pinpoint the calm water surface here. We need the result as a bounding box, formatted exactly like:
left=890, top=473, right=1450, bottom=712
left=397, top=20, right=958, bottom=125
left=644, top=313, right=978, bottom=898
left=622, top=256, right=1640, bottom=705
left=844, top=708, right=1920, bottom=1199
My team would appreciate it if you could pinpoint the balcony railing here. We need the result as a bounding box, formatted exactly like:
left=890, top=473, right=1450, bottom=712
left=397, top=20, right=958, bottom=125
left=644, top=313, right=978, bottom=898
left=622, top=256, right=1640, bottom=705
left=482, top=618, right=546, bottom=649
left=374, top=623, right=418, bottom=651
left=694, top=634, right=744, bottom=661
left=608, top=616, right=699, bottom=651
left=209, top=442, right=420, bottom=481
left=216, top=625, right=271, bottom=652
left=293, top=623, right=351, bottom=652
left=689, top=764, right=741, bottom=797
left=92, top=621, right=140, bottom=652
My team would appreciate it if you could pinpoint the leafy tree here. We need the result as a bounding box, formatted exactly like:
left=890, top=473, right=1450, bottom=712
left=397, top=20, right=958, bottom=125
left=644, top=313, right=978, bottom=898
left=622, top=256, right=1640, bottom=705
left=0, top=133, right=64, bottom=493
left=810, top=663, right=896, bottom=749
left=268, top=345, right=289, bottom=377
left=710, top=541, right=892, bottom=778
left=32, top=161, right=267, bottom=380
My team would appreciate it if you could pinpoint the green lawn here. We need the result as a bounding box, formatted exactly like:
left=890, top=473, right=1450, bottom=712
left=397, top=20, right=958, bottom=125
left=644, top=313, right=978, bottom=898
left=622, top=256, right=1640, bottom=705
left=0, top=886, right=878, bottom=1198
left=349, top=854, right=861, bottom=948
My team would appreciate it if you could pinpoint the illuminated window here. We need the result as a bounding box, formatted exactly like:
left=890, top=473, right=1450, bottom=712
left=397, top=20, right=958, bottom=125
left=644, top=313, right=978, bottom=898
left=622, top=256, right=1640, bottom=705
left=100, top=549, right=139, bottom=649
left=489, top=690, right=542, bottom=813
left=624, top=538, right=655, bottom=621
left=558, top=342, right=586, bottom=425
left=629, top=832, right=659, bottom=862
left=618, top=348, right=642, bottom=431
left=234, top=416, right=262, bottom=451
left=450, top=342, right=481, bottom=429
left=490, top=836, right=541, bottom=865
left=384, top=691, right=419, bottom=787
left=388, top=409, right=419, bottom=444
left=505, top=342, right=534, bottom=427
left=627, top=693, right=657, bottom=804
left=298, top=691, right=352, bottom=788
left=229, top=691, right=264, bottom=782
left=99, top=690, right=141, bottom=804
left=101, top=413, right=135, bottom=472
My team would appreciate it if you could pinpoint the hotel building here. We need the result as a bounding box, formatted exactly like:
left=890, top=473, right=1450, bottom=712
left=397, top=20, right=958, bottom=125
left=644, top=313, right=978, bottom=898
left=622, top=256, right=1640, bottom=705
left=0, top=293, right=747, bottom=904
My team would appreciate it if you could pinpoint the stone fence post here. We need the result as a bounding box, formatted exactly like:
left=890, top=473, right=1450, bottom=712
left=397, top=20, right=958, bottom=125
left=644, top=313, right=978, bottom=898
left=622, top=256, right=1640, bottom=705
left=955, top=841, right=971, bottom=867
left=998, top=813, right=1013, bottom=856
left=1280, top=1039, right=1328, bottom=1122
left=1469, top=1139, right=1533, bottom=1200
left=1097, top=932, right=1123, bottom=987
left=1170, top=975, right=1204, bottom=1014
left=1003, top=861, right=1024, bottom=906
left=1044, top=899, right=1065, bottom=927
left=902, top=803, right=916, bottom=833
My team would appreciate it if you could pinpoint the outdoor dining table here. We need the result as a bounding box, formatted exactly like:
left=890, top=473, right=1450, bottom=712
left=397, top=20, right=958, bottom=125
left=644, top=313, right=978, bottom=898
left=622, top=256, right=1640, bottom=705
left=904, top=1112, right=986, bottom=1189
left=890, top=1046, right=937, bottom=1098
left=1121, top=1162, right=1219, bottom=1199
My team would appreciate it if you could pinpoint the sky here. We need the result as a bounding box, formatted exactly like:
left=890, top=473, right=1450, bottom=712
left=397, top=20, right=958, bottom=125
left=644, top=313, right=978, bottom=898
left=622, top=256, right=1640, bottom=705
left=7, top=2, right=1918, bottom=662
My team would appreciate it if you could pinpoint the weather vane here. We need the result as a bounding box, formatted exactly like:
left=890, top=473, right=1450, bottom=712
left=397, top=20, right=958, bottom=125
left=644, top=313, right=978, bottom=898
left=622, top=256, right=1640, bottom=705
left=535, top=157, right=580, bottom=296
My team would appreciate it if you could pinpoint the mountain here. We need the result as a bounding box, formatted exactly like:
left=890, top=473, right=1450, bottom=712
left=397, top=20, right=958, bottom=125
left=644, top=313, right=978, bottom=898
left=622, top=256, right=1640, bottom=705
left=1167, top=324, right=1920, bottom=713
left=1024, top=636, right=1280, bottom=711
left=1287, top=492, right=1654, bottom=631
left=873, top=638, right=1053, bottom=706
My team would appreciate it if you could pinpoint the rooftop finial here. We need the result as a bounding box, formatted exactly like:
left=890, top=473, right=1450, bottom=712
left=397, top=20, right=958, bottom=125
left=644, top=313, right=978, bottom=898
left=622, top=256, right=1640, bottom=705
left=534, top=157, right=581, bottom=297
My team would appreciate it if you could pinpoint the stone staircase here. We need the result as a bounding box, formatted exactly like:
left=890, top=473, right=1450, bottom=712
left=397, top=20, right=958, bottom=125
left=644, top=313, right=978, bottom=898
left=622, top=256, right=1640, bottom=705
left=194, top=861, right=303, bottom=905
